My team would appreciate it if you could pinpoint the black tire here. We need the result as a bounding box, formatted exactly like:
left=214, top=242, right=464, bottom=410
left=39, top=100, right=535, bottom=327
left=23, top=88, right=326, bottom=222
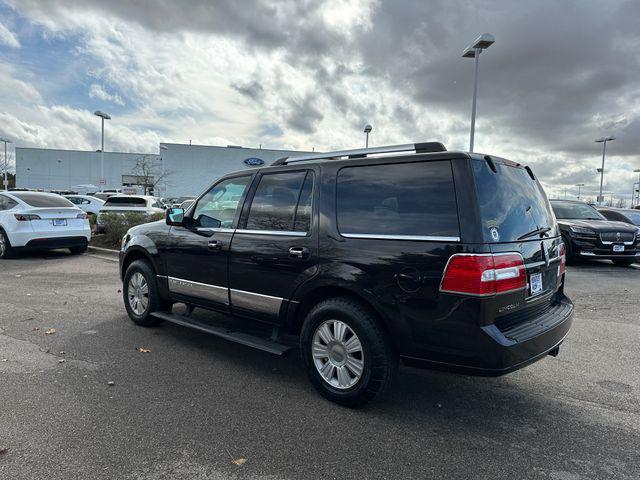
left=122, top=259, right=169, bottom=326
left=561, top=235, right=578, bottom=265
left=300, top=297, right=398, bottom=407
left=0, top=229, right=14, bottom=259
left=69, top=245, right=88, bottom=255
left=613, top=259, right=635, bottom=267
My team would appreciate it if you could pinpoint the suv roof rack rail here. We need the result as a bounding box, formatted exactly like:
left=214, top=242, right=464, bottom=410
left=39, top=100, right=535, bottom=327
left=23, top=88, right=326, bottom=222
left=272, top=141, right=446, bottom=166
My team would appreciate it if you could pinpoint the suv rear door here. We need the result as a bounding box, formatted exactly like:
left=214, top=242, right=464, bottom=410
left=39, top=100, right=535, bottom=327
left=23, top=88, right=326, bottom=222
left=332, top=158, right=463, bottom=356
left=228, top=168, right=318, bottom=324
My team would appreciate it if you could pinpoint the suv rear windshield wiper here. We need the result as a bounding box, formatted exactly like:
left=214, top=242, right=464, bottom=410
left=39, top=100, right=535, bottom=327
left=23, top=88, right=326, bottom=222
left=518, top=226, right=551, bottom=240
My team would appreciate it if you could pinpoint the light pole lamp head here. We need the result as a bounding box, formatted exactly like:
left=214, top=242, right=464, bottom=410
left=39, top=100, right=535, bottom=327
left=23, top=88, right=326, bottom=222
left=463, top=33, right=495, bottom=57
left=0, top=138, right=12, bottom=143
left=94, top=110, right=111, bottom=120
left=576, top=183, right=585, bottom=187
left=473, top=33, right=495, bottom=49
left=364, top=124, right=372, bottom=134
left=595, top=135, right=615, bottom=143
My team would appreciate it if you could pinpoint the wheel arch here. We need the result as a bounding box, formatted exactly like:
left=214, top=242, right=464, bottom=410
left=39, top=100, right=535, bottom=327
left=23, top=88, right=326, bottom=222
left=120, top=247, right=158, bottom=281
left=286, top=282, right=400, bottom=352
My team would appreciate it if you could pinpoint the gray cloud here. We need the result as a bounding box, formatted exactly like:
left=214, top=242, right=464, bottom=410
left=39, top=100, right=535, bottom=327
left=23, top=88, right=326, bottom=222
left=284, top=94, right=324, bottom=134
left=6, top=0, right=640, bottom=198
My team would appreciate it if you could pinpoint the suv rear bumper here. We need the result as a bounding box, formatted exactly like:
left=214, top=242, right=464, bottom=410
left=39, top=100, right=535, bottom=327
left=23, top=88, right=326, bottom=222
left=20, top=236, right=89, bottom=250
left=401, top=293, right=574, bottom=376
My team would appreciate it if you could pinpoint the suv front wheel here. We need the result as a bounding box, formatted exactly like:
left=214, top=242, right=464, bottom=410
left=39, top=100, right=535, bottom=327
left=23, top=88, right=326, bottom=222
left=300, top=297, right=397, bottom=407
left=123, top=260, right=169, bottom=326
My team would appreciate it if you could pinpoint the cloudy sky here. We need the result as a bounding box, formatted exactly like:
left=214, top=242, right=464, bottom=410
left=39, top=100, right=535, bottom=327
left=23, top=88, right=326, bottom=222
left=1, top=0, right=639, bottom=200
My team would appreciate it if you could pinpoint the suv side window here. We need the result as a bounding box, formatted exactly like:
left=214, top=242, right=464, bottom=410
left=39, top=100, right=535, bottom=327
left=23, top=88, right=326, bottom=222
left=245, top=171, right=312, bottom=232
left=192, top=176, right=251, bottom=228
left=337, top=160, right=459, bottom=239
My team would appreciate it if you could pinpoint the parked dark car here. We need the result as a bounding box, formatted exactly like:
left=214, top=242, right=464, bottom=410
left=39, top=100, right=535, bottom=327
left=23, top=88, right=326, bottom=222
left=119, top=142, right=573, bottom=406
left=597, top=207, right=640, bottom=230
left=551, top=200, right=639, bottom=266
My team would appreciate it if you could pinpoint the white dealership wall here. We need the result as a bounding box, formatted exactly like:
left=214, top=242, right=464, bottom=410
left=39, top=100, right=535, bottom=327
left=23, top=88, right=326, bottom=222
left=16, top=143, right=308, bottom=196
left=15, top=147, right=159, bottom=192
left=158, top=143, right=308, bottom=197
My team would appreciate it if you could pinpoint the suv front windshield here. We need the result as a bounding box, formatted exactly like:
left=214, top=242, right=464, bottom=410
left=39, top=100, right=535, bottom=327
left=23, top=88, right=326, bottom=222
left=472, top=159, right=557, bottom=242
left=551, top=202, right=604, bottom=220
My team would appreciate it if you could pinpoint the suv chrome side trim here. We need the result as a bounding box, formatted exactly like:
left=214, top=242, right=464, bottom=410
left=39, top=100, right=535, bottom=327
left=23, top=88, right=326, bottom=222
left=235, top=229, right=307, bottom=237
left=168, top=276, right=228, bottom=304
left=230, top=288, right=283, bottom=316
left=341, top=233, right=460, bottom=242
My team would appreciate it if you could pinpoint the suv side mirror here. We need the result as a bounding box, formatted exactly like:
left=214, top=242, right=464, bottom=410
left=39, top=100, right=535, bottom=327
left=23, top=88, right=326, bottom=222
left=166, top=207, right=185, bottom=226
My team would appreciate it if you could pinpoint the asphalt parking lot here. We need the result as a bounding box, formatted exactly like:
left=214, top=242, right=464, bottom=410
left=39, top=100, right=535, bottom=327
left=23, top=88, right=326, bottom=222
left=1, top=252, right=639, bottom=479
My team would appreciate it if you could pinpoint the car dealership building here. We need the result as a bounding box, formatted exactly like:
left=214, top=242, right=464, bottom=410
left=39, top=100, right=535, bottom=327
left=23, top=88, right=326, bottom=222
left=15, top=143, right=308, bottom=197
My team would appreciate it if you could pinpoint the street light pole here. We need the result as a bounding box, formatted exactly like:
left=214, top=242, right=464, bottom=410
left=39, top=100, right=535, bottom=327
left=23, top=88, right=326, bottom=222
left=94, top=110, right=111, bottom=192
left=0, top=138, right=12, bottom=191
left=595, top=135, right=615, bottom=203
left=363, top=124, right=372, bottom=148
left=634, top=169, right=640, bottom=207
left=463, top=34, right=495, bottom=153
left=469, top=49, right=480, bottom=153
left=576, top=183, right=584, bottom=200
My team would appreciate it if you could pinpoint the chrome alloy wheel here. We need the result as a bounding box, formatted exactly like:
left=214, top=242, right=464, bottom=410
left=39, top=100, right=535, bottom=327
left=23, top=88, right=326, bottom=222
left=127, top=272, right=149, bottom=316
left=312, top=319, right=364, bottom=389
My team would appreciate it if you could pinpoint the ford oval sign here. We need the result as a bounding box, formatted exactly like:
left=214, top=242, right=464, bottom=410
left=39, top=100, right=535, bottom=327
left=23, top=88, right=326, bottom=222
left=244, top=157, right=265, bottom=166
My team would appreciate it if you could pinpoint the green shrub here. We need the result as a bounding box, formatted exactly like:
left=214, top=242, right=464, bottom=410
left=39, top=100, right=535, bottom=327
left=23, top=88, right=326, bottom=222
left=101, top=212, right=165, bottom=247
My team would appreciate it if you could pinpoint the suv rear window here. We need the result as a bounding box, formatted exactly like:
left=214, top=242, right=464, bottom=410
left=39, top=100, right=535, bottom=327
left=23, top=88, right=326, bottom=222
left=12, top=193, right=74, bottom=208
left=337, top=160, right=460, bottom=239
left=472, top=159, right=556, bottom=242
left=103, top=197, right=147, bottom=207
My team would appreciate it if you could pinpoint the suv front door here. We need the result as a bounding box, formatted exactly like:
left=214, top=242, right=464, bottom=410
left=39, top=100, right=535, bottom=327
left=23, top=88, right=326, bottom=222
left=163, top=174, right=253, bottom=313
left=228, top=169, right=318, bottom=324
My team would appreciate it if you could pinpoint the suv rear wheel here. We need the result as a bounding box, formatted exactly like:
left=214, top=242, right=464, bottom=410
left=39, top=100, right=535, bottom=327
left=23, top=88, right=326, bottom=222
left=0, top=229, right=14, bottom=259
left=69, top=245, right=87, bottom=255
left=300, top=297, right=397, bottom=407
left=123, top=259, right=169, bottom=326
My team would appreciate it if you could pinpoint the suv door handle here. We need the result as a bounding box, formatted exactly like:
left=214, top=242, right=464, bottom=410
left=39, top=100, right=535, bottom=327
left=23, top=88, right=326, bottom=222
left=289, top=247, right=309, bottom=259
left=208, top=240, right=223, bottom=251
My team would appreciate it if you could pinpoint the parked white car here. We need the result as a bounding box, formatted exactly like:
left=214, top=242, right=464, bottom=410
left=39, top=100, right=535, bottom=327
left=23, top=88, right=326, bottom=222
left=96, top=195, right=165, bottom=233
left=65, top=194, right=105, bottom=216
left=0, top=191, right=91, bottom=259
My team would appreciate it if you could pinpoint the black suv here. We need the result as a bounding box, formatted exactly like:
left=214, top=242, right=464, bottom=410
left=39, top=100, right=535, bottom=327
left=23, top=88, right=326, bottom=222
left=119, top=142, right=573, bottom=406
left=551, top=200, right=640, bottom=266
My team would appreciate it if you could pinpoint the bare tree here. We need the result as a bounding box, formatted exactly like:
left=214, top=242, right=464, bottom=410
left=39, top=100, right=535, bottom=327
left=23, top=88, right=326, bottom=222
left=615, top=198, right=627, bottom=208
left=128, top=155, right=172, bottom=195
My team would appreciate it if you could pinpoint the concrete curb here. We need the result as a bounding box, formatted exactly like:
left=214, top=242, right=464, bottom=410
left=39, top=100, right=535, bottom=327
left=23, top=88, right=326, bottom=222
left=88, top=245, right=120, bottom=257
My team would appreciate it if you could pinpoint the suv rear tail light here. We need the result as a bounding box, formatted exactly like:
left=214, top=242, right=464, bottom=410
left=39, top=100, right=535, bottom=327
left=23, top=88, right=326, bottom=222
left=440, top=253, right=526, bottom=296
left=14, top=214, right=41, bottom=221
left=558, top=243, right=566, bottom=277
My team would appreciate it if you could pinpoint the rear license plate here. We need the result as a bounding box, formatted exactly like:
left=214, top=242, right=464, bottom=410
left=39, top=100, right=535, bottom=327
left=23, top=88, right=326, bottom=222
left=53, top=219, right=67, bottom=226
left=613, top=244, right=624, bottom=252
left=530, top=272, right=543, bottom=295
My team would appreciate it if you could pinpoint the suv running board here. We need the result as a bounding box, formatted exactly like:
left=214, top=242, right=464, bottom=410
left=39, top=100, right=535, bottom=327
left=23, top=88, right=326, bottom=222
left=150, top=311, right=293, bottom=356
